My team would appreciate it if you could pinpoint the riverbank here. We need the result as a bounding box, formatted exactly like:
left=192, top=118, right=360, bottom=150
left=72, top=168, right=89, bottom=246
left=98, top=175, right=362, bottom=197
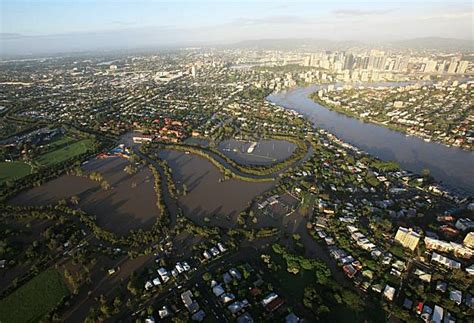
left=309, top=87, right=473, bottom=152
left=267, top=86, right=474, bottom=196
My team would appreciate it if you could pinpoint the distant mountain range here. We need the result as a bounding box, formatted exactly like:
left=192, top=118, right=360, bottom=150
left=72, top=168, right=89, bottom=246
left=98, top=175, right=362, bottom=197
left=226, top=37, right=473, bottom=51
left=386, top=37, right=473, bottom=51
left=227, top=38, right=361, bottom=50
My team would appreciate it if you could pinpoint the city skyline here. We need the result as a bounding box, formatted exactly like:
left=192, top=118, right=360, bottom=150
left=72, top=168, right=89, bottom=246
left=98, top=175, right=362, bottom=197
left=1, top=0, right=473, bottom=56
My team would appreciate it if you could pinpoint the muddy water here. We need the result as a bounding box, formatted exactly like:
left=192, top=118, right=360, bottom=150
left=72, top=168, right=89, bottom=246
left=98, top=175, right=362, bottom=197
left=9, top=157, right=160, bottom=235
left=158, top=149, right=276, bottom=227
left=217, top=139, right=297, bottom=166
left=268, top=85, right=474, bottom=195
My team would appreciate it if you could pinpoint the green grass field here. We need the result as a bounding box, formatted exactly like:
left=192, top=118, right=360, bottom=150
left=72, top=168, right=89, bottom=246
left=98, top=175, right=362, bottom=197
left=0, top=161, right=32, bottom=184
left=46, top=135, right=77, bottom=150
left=0, top=268, right=69, bottom=322
left=35, top=138, right=93, bottom=167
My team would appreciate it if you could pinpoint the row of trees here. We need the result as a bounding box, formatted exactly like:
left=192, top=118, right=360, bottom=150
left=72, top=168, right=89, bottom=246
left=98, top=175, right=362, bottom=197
left=156, top=133, right=308, bottom=178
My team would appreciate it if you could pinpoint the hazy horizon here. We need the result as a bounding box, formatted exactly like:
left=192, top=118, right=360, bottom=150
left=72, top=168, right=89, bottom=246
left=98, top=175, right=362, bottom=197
left=1, top=0, right=473, bottom=56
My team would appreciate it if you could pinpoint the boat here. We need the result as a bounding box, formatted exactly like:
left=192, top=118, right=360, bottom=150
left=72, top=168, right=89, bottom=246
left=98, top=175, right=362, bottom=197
left=247, top=142, right=257, bottom=153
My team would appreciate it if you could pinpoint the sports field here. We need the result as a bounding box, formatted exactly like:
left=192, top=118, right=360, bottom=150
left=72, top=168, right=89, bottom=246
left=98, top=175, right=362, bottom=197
left=0, top=161, right=32, bottom=184
left=35, top=138, right=93, bottom=167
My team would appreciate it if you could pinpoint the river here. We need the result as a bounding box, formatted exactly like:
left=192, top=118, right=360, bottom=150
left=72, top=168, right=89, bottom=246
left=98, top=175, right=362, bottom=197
left=267, top=85, right=474, bottom=196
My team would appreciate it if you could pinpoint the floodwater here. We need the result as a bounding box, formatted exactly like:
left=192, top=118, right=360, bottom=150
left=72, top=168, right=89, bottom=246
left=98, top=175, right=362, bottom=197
left=9, top=157, right=160, bottom=235
left=157, top=149, right=276, bottom=227
left=268, top=85, right=474, bottom=196
left=217, top=139, right=297, bottom=166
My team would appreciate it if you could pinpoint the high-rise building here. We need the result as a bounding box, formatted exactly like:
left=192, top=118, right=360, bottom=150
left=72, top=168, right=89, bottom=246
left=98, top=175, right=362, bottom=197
left=447, top=60, right=458, bottom=74
left=456, top=61, right=469, bottom=74
left=423, top=60, right=437, bottom=73
left=343, top=54, right=355, bottom=70
left=437, top=61, right=446, bottom=73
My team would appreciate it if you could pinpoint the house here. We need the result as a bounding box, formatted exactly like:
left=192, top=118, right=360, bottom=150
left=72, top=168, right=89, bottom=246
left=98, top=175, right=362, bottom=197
left=403, top=298, right=413, bottom=310
left=210, top=247, right=220, bottom=256
left=212, top=284, right=225, bottom=297
left=383, top=285, right=396, bottom=302
left=414, top=268, right=431, bottom=283
left=465, top=293, right=474, bottom=308
left=466, top=264, right=474, bottom=275
left=220, top=293, right=236, bottom=304
left=229, top=268, right=242, bottom=280
left=191, top=310, right=206, bottom=322
left=455, top=218, right=474, bottom=231
left=371, top=284, right=384, bottom=294
left=449, top=289, right=462, bottom=305
left=145, top=316, right=156, bottom=323
left=157, top=267, right=168, bottom=278
left=158, top=306, right=170, bottom=319
left=265, top=297, right=285, bottom=312
left=463, top=232, right=474, bottom=248
left=394, top=226, right=421, bottom=251
left=217, top=243, right=227, bottom=252
left=436, top=281, right=447, bottom=293
left=133, top=134, right=153, bottom=143
left=181, top=290, right=200, bottom=313
left=415, top=301, right=424, bottom=315
left=145, top=281, right=153, bottom=291
left=285, top=313, right=301, bottom=323
left=228, top=300, right=247, bottom=315
left=425, top=237, right=473, bottom=259
left=175, top=262, right=184, bottom=274
left=432, top=305, right=444, bottom=323
left=203, top=250, right=212, bottom=260
left=237, top=312, right=254, bottom=323
left=343, top=264, right=357, bottom=278
left=182, top=261, right=191, bottom=271
left=431, top=252, right=461, bottom=269
left=152, top=277, right=161, bottom=286
left=261, top=292, right=279, bottom=307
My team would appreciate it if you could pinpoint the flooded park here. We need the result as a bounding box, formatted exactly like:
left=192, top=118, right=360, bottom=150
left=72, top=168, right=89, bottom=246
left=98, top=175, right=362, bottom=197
left=9, top=157, right=160, bottom=235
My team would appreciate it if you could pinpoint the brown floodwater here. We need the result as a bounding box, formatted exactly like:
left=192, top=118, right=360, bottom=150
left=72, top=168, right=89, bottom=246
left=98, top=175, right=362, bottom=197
left=217, top=139, right=297, bottom=166
left=9, top=157, right=160, bottom=235
left=157, top=149, right=276, bottom=227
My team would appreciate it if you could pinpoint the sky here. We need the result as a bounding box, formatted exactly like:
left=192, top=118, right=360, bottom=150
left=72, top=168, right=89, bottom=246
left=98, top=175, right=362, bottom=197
left=0, top=0, right=472, bottom=56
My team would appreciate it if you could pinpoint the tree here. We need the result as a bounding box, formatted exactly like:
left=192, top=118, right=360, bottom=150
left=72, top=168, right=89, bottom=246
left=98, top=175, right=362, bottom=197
left=202, top=272, right=212, bottom=281
left=421, top=168, right=430, bottom=177
left=70, top=195, right=80, bottom=205
left=101, top=180, right=110, bottom=190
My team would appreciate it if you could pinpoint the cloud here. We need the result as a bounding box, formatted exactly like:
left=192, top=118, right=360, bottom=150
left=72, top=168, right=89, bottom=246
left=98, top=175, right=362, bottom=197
left=418, top=12, right=473, bottom=21
left=230, top=15, right=317, bottom=26
left=110, top=21, right=137, bottom=26
left=0, top=33, right=27, bottom=40
left=332, top=9, right=395, bottom=17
